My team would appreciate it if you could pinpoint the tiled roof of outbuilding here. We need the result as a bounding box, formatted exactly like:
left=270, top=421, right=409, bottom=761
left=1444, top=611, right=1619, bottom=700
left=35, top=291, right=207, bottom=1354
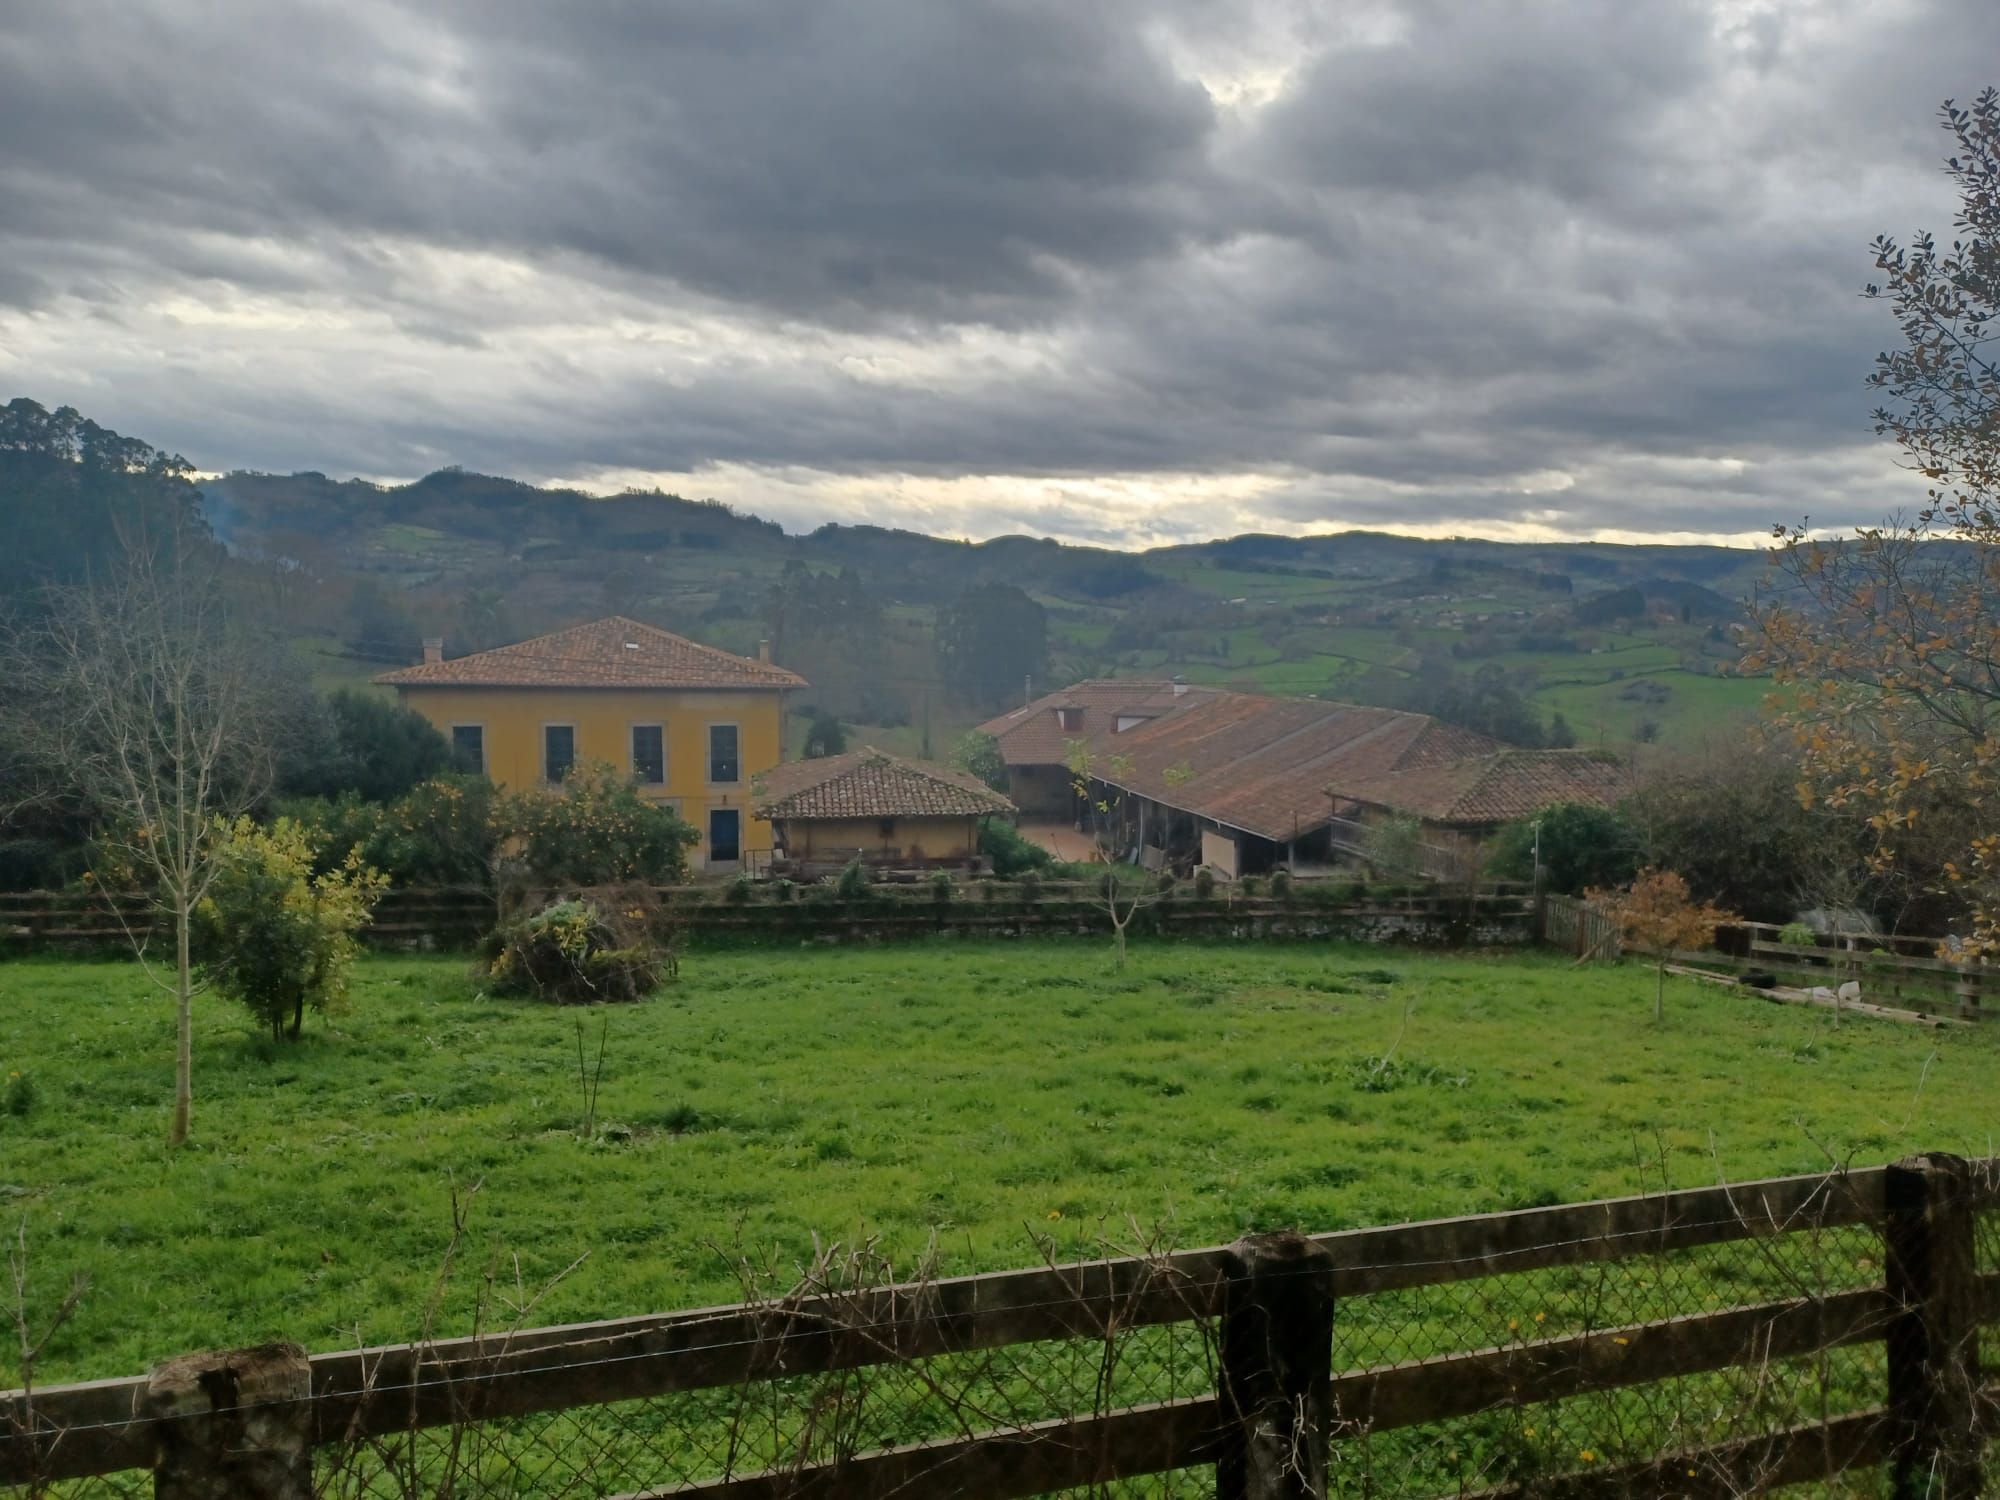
left=1331, top=750, right=1630, bottom=826
left=976, top=678, right=1624, bottom=841
left=1087, top=694, right=1505, bottom=841
left=976, top=680, right=1220, bottom=765
left=374, top=617, right=806, bottom=690
left=753, top=748, right=1017, bottom=821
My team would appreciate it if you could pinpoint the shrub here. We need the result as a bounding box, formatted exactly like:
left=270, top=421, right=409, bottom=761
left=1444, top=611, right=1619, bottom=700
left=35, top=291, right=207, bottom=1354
left=503, top=761, right=698, bottom=887
left=481, top=889, right=675, bottom=1004
left=361, top=775, right=500, bottom=885
left=192, top=817, right=388, bottom=1041
left=930, top=870, right=955, bottom=904
left=835, top=859, right=872, bottom=900
left=3, top=1070, right=36, bottom=1117
left=1778, top=921, right=1818, bottom=948
left=281, top=775, right=499, bottom=887
left=278, top=689, right=454, bottom=803
left=275, top=790, right=384, bottom=876
left=953, top=731, right=1010, bottom=791
left=1362, top=815, right=1426, bottom=877
left=1487, top=802, right=1640, bottom=895
left=726, top=873, right=755, bottom=905
left=1194, top=867, right=1216, bottom=899
left=1268, top=869, right=1292, bottom=902
left=979, top=820, right=1053, bottom=877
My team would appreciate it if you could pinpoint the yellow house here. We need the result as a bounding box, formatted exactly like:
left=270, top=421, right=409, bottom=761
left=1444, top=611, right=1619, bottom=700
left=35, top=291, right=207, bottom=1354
left=376, top=616, right=805, bottom=871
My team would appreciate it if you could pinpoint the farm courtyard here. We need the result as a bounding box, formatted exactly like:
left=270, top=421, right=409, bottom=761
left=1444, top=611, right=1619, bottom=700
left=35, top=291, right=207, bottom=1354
left=1, top=938, right=1993, bottom=1385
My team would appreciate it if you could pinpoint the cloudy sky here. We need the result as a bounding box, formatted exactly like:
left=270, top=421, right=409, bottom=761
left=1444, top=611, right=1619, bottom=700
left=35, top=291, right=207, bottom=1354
left=1, top=0, right=1991, bottom=548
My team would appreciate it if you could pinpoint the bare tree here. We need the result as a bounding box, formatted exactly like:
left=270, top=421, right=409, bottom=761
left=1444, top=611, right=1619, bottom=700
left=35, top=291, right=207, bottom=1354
left=1, top=528, right=288, bottom=1145
left=1063, top=743, right=1179, bottom=969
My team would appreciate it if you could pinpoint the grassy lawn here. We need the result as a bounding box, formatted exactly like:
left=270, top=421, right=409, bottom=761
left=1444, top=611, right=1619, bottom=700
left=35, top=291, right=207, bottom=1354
left=1, top=939, right=1992, bottom=1386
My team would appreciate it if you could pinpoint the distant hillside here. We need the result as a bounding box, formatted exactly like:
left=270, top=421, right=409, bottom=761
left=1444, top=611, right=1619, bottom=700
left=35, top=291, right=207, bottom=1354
left=199, top=466, right=1769, bottom=614
left=187, top=463, right=1777, bottom=759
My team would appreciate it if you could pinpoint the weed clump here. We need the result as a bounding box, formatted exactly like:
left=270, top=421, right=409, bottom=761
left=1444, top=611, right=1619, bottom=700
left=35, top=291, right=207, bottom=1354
left=3, top=1071, right=36, bottom=1117
left=481, top=887, right=677, bottom=1004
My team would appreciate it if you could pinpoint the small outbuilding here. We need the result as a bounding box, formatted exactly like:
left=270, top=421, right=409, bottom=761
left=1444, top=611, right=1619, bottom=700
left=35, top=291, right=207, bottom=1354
left=752, top=748, right=1017, bottom=877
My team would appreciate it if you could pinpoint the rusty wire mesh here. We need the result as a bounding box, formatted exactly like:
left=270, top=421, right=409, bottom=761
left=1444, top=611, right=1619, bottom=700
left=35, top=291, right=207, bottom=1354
left=1330, top=1214, right=1888, bottom=1496
left=1973, top=1174, right=2000, bottom=1491
left=2, top=1187, right=1930, bottom=1500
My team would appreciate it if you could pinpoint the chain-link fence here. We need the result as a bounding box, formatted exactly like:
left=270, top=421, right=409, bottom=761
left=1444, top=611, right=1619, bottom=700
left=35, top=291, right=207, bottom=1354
left=7, top=1156, right=1992, bottom=1499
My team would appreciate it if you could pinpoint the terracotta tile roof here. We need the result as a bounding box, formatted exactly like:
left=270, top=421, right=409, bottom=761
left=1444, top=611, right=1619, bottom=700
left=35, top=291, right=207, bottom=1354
left=976, top=677, right=1620, bottom=841
left=374, top=616, right=806, bottom=690
left=753, top=748, right=1017, bottom=820
left=976, top=680, right=1220, bottom=766
left=1082, top=693, right=1505, bottom=841
left=1331, top=750, right=1630, bottom=827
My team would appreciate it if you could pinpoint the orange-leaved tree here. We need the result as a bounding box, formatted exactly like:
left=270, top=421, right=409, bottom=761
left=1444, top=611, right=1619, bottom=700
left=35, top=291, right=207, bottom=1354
left=1747, top=92, right=2000, bottom=952
left=1589, top=869, right=1736, bottom=1023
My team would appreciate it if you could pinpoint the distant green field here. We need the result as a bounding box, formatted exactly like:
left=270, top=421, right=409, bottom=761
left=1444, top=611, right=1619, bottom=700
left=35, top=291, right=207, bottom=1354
left=1535, top=670, right=1772, bottom=749
left=373, top=522, right=451, bottom=554
left=0, top=942, right=1987, bottom=1385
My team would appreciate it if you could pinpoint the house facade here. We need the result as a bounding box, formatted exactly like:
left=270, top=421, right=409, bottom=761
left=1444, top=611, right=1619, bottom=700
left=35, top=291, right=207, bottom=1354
left=753, top=748, right=1016, bottom=876
left=376, top=616, right=805, bottom=871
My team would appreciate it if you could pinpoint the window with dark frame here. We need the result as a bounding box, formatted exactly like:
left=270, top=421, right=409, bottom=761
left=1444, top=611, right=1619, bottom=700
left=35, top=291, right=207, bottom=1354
left=450, top=724, right=485, bottom=775
left=543, top=724, right=575, bottom=783
left=708, top=723, right=740, bottom=783
left=631, top=724, right=665, bottom=784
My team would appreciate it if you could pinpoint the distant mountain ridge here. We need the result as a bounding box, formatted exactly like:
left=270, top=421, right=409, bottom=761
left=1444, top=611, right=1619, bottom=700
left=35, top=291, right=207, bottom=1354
left=197, top=465, right=1770, bottom=606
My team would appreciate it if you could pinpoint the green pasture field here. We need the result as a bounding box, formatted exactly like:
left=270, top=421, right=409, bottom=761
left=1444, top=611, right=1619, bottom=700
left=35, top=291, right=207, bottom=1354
left=1534, top=670, right=1773, bottom=749
left=0, top=940, right=1992, bottom=1388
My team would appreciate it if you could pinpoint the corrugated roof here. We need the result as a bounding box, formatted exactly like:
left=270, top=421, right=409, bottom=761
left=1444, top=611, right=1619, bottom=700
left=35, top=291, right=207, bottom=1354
left=374, top=616, right=806, bottom=690
left=753, top=748, right=1017, bottom=820
left=1332, top=750, right=1630, bottom=826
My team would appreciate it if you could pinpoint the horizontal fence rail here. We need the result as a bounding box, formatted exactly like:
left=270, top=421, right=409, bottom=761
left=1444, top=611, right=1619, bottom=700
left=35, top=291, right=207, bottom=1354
left=0, top=881, right=1540, bottom=956
left=6, top=1155, right=1997, bottom=1497
left=1538, top=899, right=1993, bottom=1020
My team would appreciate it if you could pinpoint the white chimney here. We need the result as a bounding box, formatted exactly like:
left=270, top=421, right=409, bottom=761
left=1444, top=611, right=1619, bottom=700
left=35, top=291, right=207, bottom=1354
left=422, top=637, right=444, bottom=666
left=1172, top=675, right=1187, bottom=698
left=758, top=639, right=772, bottom=664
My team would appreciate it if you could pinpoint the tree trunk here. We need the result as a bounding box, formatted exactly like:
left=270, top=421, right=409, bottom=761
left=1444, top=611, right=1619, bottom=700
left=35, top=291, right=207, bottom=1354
left=171, top=900, right=194, bottom=1146
left=1113, top=913, right=1128, bottom=970
left=288, top=995, right=303, bottom=1041
left=1654, top=961, right=1665, bottom=1024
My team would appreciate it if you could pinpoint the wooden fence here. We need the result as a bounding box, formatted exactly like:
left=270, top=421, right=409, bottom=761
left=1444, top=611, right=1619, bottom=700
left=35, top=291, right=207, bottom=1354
left=1538, top=896, right=1995, bottom=1021
left=1538, top=892, right=1623, bottom=960
left=0, top=881, right=1541, bottom=956
left=5, top=1154, right=1999, bottom=1497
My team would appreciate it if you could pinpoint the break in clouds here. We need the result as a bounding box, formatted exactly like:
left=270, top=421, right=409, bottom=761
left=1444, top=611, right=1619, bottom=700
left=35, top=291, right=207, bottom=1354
left=0, top=0, right=1992, bottom=546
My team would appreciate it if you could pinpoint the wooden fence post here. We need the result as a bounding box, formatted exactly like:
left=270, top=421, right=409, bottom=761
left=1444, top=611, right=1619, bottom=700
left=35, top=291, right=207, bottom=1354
left=147, top=1342, right=311, bottom=1500
left=1884, top=1153, right=1981, bottom=1500
left=1216, top=1231, right=1336, bottom=1500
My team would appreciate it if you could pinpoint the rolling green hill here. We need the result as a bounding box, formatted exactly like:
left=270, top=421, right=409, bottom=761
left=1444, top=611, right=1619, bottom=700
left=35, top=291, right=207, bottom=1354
left=202, top=466, right=1774, bottom=754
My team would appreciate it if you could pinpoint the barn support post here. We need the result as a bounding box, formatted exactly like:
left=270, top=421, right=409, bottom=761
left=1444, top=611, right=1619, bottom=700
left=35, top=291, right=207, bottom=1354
left=1216, top=1232, right=1336, bottom=1500
left=147, top=1342, right=312, bottom=1500
left=1884, top=1153, right=1981, bottom=1500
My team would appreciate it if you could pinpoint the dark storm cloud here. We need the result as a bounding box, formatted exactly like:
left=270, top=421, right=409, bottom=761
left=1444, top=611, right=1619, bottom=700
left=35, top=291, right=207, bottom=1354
left=1, top=0, right=1997, bottom=542
left=0, top=0, right=1220, bottom=325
